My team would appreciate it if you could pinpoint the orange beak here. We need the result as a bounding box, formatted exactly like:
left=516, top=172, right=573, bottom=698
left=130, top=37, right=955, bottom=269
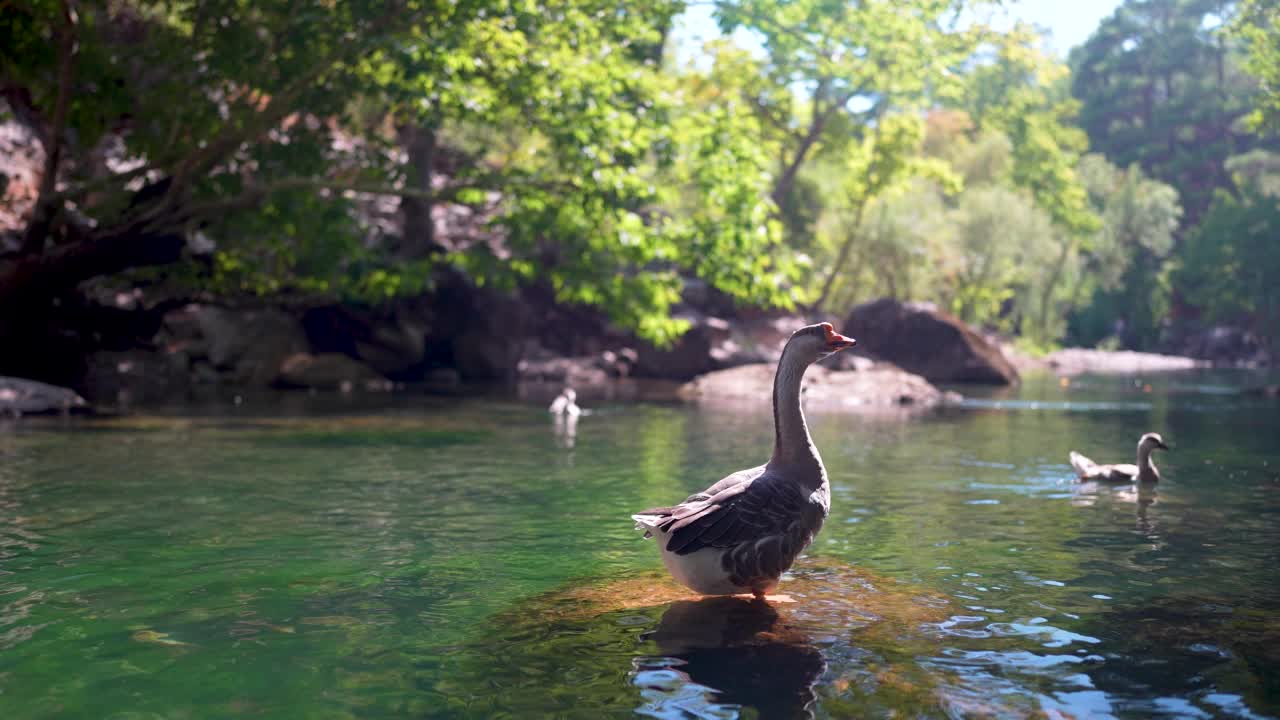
left=820, top=322, right=856, bottom=351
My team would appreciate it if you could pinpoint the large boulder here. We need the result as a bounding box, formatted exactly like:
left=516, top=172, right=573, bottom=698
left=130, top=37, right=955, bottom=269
left=301, top=302, right=429, bottom=379
left=196, top=306, right=310, bottom=385
left=634, top=315, right=734, bottom=380
left=0, top=376, right=87, bottom=415
left=677, top=363, right=955, bottom=411
left=841, top=299, right=1019, bottom=385
left=516, top=344, right=636, bottom=387
left=428, top=276, right=537, bottom=382
left=633, top=312, right=867, bottom=381
left=634, top=313, right=803, bottom=381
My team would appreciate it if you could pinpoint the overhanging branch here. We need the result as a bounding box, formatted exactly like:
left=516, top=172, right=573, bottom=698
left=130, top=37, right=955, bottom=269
left=20, top=0, right=77, bottom=255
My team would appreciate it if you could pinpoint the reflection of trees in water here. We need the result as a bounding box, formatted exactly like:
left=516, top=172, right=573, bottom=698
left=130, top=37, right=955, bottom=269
left=632, top=597, right=825, bottom=720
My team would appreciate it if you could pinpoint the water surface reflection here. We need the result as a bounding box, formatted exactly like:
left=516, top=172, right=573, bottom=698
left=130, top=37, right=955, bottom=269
left=634, top=597, right=825, bottom=720
left=0, top=370, right=1276, bottom=717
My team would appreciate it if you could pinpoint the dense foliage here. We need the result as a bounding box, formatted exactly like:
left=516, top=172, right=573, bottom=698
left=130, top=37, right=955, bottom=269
left=0, top=0, right=788, bottom=344
left=1, top=0, right=1277, bottom=352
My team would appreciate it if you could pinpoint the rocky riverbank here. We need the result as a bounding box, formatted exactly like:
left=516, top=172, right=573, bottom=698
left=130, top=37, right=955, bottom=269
left=1, top=275, right=1267, bottom=417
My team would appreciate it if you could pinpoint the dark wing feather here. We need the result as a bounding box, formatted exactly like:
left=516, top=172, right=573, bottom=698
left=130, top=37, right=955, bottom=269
left=633, top=465, right=826, bottom=590
left=667, top=474, right=814, bottom=552
left=632, top=466, right=764, bottom=524
left=675, top=474, right=820, bottom=589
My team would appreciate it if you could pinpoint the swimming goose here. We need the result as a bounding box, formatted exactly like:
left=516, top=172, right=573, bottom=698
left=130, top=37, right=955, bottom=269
left=1070, top=432, right=1170, bottom=483
left=631, top=322, right=856, bottom=597
left=548, top=388, right=581, bottom=417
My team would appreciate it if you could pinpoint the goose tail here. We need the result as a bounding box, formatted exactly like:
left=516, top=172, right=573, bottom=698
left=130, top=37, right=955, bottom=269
left=631, top=509, right=673, bottom=539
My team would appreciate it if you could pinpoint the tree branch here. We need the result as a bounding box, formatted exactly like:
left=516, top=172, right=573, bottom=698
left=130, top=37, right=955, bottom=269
left=143, top=173, right=522, bottom=235
left=20, top=0, right=76, bottom=255
left=167, top=7, right=408, bottom=198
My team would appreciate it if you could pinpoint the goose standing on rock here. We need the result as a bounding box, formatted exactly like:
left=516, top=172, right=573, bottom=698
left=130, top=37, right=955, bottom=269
left=1070, top=432, right=1170, bottom=483
left=631, top=322, right=856, bottom=598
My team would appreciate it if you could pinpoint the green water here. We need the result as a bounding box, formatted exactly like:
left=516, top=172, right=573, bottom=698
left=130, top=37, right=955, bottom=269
left=1, top=371, right=1278, bottom=718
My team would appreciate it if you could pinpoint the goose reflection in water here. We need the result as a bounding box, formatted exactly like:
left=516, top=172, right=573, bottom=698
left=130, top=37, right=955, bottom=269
left=631, top=596, right=826, bottom=720
left=1071, top=479, right=1162, bottom=539
left=552, top=410, right=578, bottom=449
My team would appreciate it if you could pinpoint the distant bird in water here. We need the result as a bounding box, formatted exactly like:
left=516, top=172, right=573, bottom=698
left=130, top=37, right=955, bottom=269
left=548, top=388, right=581, bottom=417
left=549, top=387, right=582, bottom=449
left=631, top=322, right=856, bottom=598
left=1070, top=432, right=1170, bottom=483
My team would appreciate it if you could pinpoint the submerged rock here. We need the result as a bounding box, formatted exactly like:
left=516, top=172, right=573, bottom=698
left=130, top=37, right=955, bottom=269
left=678, top=362, right=956, bottom=411
left=475, top=561, right=959, bottom=719
left=841, top=299, right=1019, bottom=385
left=0, top=376, right=87, bottom=414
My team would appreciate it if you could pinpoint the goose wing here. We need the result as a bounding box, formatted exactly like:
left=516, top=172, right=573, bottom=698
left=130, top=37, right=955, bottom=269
left=1069, top=451, right=1099, bottom=477
left=635, top=470, right=820, bottom=588
left=1102, top=463, right=1139, bottom=482
left=632, top=466, right=765, bottom=527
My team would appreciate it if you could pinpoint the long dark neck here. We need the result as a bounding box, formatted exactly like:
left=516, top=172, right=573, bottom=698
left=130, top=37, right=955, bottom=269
left=1137, top=444, right=1160, bottom=482
left=770, top=343, right=821, bottom=476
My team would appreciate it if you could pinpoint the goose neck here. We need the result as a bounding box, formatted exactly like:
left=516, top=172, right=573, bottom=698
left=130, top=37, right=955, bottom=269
left=770, top=344, right=820, bottom=474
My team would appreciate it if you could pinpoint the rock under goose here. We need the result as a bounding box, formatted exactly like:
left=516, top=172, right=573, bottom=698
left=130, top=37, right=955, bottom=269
left=631, top=322, right=856, bottom=598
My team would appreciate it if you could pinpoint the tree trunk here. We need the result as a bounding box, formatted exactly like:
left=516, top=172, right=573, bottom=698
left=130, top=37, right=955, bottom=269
left=771, top=108, right=833, bottom=211
left=398, top=121, right=439, bottom=257
left=1036, top=238, right=1075, bottom=342
left=811, top=199, right=869, bottom=313
left=21, top=0, right=77, bottom=255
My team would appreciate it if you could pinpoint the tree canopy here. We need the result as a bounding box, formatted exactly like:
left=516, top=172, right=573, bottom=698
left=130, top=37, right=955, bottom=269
left=0, top=0, right=789, bottom=345
left=1, top=0, right=1278, bottom=355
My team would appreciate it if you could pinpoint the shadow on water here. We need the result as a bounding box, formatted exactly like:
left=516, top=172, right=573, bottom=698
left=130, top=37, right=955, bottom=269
left=633, top=597, right=826, bottom=719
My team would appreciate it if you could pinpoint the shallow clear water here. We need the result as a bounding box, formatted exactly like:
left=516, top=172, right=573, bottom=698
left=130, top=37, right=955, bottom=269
left=1, top=371, right=1278, bottom=718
